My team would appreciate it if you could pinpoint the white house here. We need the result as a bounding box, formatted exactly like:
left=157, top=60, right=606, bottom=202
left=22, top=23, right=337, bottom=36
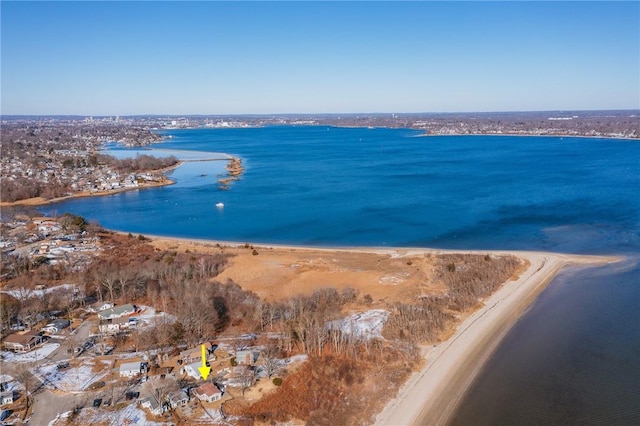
left=182, top=361, right=205, bottom=380
left=167, top=390, right=189, bottom=409
left=119, top=361, right=142, bottom=378
left=98, top=304, right=136, bottom=320
left=139, top=395, right=163, bottom=416
left=98, top=317, right=135, bottom=335
left=0, top=390, right=13, bottom=406
left=86, top=301, right=114, bottom=313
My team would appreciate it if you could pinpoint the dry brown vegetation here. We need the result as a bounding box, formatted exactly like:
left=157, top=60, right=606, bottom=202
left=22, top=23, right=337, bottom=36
left=1, top=222, right=525, bottom=425
left=228, top=349, right=418, bottom=426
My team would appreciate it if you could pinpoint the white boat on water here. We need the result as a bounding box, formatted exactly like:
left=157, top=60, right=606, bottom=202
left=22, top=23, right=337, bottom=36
left=216, top=202, right=224, bottom=208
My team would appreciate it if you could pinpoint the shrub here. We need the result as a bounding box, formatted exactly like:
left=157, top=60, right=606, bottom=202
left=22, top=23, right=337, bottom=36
left=272, top=377, right=282, bottom=386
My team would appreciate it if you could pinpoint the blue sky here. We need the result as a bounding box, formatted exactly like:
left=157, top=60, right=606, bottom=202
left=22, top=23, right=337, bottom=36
left=1, top=1, right=638, bottom=115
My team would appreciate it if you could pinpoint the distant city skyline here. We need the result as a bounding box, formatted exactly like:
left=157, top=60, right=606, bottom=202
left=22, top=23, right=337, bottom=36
left=1, top=1, right=638, bottom=115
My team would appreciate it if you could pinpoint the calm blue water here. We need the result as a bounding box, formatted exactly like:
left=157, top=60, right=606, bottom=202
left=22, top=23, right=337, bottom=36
left=43, top=127, right=640, bottom=253
left=40, top=126, right=640, bottom=423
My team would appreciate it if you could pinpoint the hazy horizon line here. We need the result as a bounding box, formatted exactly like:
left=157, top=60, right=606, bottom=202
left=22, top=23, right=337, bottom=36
left=2, top=108, right=639, bottom=119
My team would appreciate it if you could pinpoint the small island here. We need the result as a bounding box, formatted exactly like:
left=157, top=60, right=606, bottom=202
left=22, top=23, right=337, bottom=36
left=217, top=156, right=245, bottom=191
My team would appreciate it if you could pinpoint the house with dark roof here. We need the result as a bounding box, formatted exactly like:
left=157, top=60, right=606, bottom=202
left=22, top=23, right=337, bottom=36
left=3, top=331, right=44, bottom=353
left=42, top=319, right=70, bottom=334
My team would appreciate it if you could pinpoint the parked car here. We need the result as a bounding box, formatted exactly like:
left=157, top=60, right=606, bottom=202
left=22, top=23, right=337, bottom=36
left=0, top=410, right=12, bottom=421
left=125, top=391, right=139, bottom=401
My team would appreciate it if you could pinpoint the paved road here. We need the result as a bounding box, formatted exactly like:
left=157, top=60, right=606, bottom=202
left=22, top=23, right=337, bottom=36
left=1, top=319, right=103, bottom=424
left=30, top=389, right=82, bottom=425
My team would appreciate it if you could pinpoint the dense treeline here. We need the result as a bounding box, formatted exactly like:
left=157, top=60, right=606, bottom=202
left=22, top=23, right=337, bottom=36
left=435, top=253, right=522, bottom=311
left=96, top=153, right=179, bottom=172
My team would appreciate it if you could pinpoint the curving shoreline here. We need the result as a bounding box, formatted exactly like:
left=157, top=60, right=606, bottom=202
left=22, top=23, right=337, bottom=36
left=373, top=251, right=620, bottom=426
left=0, top=153, right=245, bottom=207
left=0, top=161, right=182, bottom=208
left=126, top=233, right=620, bottom=425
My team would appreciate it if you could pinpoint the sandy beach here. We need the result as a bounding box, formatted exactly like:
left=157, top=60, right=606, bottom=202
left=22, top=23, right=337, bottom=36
left=373, top=251, right=620, bottom=426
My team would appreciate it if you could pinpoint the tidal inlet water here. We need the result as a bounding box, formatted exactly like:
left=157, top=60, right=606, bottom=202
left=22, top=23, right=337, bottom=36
left=42, top=126, right=640, bottom=424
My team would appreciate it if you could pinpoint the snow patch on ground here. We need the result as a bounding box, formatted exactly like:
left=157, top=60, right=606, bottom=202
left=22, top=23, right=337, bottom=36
left=199, top=406, right=224, bottom=423
left=1, top=343, right=59, bottom=363
left=133, top=305, right=176, bottom=328
left=35, top=359, right=110, bottom=392
left=49, top=404, right=165, bottom=426
left=282, top=354, right=308, bottom=365
left=0, top=374, right=25, bottom=393
left=1, top=284, right=76, bottom=301
left=327, top=309, right=389, bottom=340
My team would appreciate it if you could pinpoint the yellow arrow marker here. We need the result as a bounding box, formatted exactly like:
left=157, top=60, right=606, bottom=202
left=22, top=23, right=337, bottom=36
left=198, top=344, right=212, bottom=380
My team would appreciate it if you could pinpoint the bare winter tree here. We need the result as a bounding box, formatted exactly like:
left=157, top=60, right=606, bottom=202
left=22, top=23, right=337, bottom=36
left=259, top=342, right=282, bottom=379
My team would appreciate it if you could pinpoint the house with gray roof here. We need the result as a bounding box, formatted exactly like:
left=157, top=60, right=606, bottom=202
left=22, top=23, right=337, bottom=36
left=139, top=394, right=163, bottom=416
left=98, top=304, right=136, bottom=320
left=119, top=361, right=142, bottom=378
left=167, top=389, right=189, bottom=409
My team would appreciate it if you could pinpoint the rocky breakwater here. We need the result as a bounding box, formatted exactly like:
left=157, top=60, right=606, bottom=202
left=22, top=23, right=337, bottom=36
left=218, top=156, right=244, bottom=190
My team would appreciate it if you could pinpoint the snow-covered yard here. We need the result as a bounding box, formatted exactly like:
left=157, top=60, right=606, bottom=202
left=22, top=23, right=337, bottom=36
left=132, top=305, right=176, bottom=328
left=1, top=284, right=76, bottom=301
left=198, top=406, right=225, bottom=424
left=327, top=309, right=389, bottom=340
left=49, top=404, right=166, bottom=426
left=0, top=374, right=25, bottom=393
left=34, top=359, right=111, bottom=392
left=1, top=343, right=59, bottom=363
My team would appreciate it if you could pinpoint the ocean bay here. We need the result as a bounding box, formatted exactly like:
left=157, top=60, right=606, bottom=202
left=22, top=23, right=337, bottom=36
left=40, top=126, right=640, bottom=423
left=42, top=127, right=639, bottom=253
